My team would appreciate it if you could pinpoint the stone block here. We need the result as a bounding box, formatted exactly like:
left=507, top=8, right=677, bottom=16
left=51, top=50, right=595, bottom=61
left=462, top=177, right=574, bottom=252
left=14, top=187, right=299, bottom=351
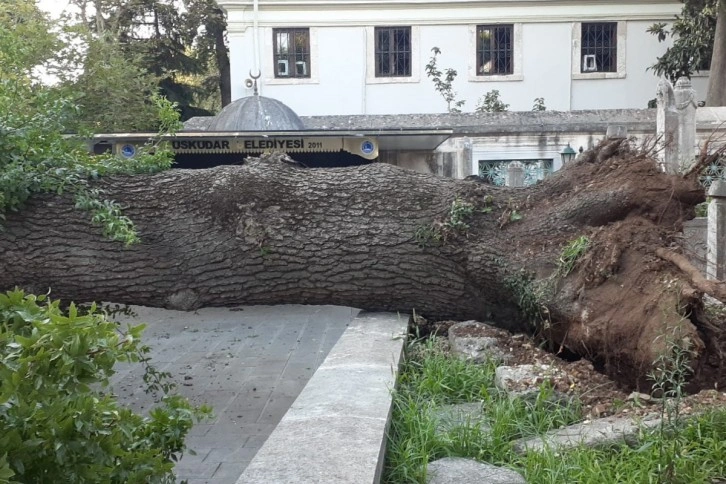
left=236, top=312, right=408, bottom=484
left=426, top=457, right=526, bottom=484
left=709, top=180, right=726, bottom=198
left=682, top=217, right=707, bottom=275
left=513, top=414, right=661, bottom=454
left=430, top=402, right=490, bottom=439
left=606, top=125, right=628, bottom=139
left=494, top=364, right=567, bottom=399
left=708, top=190, right=726, bottom=280
left=448, top=321, right=513, bottom=364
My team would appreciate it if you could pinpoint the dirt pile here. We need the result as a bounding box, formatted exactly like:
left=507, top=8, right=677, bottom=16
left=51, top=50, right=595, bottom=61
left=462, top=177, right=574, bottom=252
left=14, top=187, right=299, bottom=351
left=461, top=138, right=726, bottom=392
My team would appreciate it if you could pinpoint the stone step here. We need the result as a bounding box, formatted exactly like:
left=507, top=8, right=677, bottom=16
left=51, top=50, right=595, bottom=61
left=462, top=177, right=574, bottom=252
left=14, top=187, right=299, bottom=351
left=236, top=311, right=409, bottom=484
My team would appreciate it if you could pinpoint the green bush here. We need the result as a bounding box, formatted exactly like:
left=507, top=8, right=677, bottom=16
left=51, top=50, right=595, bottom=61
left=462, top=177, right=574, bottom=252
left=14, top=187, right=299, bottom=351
left=0, top=289, right=211, bottom=483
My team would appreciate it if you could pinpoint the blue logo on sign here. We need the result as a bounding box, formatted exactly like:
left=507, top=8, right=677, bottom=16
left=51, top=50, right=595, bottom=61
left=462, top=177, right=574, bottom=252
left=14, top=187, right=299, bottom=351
left=361, top=140, right=375, bottom=155
left=121, top=144, right=136, bottom=158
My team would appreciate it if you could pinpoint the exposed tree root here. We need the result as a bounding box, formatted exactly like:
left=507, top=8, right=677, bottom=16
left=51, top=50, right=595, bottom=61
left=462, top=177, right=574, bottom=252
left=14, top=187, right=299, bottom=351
left=656, top=248, right=726, bottom=301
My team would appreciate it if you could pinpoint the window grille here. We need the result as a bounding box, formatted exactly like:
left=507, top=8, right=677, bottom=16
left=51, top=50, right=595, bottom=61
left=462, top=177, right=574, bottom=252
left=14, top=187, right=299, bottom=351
left=581, top=22, right=617, bottom=73
left=478, top=159, right=553, bottom=186
left=476, top=25, right=513, bottom=75
left=375, top=27, right=412, bottom=77
left=273, top=28, right=311, bottom=78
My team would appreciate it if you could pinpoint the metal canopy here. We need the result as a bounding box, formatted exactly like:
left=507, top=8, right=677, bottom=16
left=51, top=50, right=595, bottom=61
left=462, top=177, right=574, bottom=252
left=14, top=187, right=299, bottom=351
left=92, top=129, right=453, bottom=152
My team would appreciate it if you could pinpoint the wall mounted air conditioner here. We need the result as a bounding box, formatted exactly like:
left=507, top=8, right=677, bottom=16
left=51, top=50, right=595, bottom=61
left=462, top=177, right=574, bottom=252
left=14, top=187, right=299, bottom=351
left=295, top=61, right=307, bottom=76
left=277, top=59, right=289, bottom=76
left=582, top=54, right=597, bottom=72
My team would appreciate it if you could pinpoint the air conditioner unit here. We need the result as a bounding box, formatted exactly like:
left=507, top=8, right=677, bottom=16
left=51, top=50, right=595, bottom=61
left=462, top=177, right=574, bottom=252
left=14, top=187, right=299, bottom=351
left=582, top=54, right=597, bottom=72
left=295, top=61, right=307, bottom=76
left=277, top=59, right=289, bottom=76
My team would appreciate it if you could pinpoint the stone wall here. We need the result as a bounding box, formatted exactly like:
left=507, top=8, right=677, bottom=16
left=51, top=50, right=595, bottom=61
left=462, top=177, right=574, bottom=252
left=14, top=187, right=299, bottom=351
left=682, top=218, right=707, bottom=275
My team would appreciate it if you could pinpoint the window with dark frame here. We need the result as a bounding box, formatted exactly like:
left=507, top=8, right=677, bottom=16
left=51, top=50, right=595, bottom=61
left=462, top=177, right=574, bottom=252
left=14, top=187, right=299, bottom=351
left=581, top=22, right=617, bottom=73
left=273, top=28, right=311, bottom=78
left=697, top=52, right=712, bottom=71
left=374, top=26, right=411, bottom=77
left=476, top=24, right=513, bottom=76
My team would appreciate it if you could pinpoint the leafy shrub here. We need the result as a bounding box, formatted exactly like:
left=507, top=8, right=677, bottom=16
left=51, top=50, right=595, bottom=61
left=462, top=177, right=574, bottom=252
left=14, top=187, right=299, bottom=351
left=532, top=97, right=546, bottom=112
left=475, top=90, right=509, bottom=113
left=425, top=47, right=465, bottom=113
left=0, top=289, right=211, bottom=483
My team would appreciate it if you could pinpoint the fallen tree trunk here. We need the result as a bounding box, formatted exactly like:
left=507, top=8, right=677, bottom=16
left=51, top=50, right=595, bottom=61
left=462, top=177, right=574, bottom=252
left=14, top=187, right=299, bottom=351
left=1, top=144, right=723, bottom=390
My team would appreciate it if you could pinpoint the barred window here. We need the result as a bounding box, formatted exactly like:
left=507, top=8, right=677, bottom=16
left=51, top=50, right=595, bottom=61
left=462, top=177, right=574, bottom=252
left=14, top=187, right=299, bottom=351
left=273, top=28, right=311, bottom=78
left=476, top=24, right=513, bottom=75
left=375, top=27, right=411, bottom=77
left=581, top=22, right=617, bottom=73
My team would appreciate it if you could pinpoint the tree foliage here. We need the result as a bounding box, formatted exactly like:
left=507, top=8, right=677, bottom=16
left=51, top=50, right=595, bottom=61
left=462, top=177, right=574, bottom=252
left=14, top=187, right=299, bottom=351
left=648, top=0, right=718, bottom=81
left=0, top=289, right=212, bottom=482
left=0, top=0, right=179, bottom=243
left=0, top=0, right=58, bottom=80
left=65, top=0, right=231, bottom=119
left=0, top=7, right=209, bottom=479
left=63, top=32, right=161, bottom=133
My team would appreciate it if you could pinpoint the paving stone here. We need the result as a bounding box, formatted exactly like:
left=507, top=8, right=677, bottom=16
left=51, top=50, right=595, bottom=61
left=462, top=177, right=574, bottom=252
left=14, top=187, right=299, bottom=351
left=513, top=414, right=661, bottom=454
left=494, top=364, right=567, bottom=399
left=426, top=457, right=526, bottom=484
left=111, top=304, right=356, bottom=484
left=430, top=402, right=490, bottom=438
left=448, top=321, right=513, bottom=363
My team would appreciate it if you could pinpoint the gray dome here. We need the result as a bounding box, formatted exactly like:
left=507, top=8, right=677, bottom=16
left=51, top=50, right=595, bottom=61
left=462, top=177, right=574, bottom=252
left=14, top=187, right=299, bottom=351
left=207, top=95, right=305, bottom=131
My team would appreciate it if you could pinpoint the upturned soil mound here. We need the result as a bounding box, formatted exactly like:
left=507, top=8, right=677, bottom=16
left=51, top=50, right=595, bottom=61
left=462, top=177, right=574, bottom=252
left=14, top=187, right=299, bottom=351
left=460, top=138, right=725, bottom=392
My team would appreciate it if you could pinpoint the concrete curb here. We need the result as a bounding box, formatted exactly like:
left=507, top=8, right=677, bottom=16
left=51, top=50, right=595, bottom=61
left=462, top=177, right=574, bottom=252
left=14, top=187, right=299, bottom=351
left=236, top=311, right=409, bottom=484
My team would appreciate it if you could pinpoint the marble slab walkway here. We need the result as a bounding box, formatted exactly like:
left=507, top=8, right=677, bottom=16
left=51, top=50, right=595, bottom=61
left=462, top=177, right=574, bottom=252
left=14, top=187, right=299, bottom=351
left=111, top=304, right=359, bottom=484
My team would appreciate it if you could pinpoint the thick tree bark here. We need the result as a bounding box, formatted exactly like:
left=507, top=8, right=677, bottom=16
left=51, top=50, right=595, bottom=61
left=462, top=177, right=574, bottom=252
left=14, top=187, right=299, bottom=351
left=2, top=160, right=501, bottom=321
left=706, top=0, right=726, bottom=106
left=1, top=146, right=723, bottom=390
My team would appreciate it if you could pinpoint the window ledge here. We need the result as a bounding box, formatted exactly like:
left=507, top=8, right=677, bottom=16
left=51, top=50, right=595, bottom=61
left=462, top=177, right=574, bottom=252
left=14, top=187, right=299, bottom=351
left=691, top=70, right=710, bottom=78
left=366, top=76, right=420, bottom=85
left=572, top=71, right=626, bottom=80
left=468, top=74, right=523, bottom=82
left=265, top=77, right=319, bottom=85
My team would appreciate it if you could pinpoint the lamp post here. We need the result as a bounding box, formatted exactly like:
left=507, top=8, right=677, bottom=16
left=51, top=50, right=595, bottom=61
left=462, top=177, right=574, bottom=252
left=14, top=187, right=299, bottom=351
left=560, top=143, right=577, bottom=165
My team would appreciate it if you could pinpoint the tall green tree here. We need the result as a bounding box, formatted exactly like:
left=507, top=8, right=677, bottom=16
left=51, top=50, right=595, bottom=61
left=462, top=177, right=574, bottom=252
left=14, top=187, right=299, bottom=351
left=67, top=0, right=231, bottom=119
left=0, top=0, right=57, bottom=81
left=706, top=0, right=726, bottom=105
left=64, top=32, right=161, bottom=133
left=185, top=0, right=231, bottom=107
left=649, top=0, right=726, bottom=106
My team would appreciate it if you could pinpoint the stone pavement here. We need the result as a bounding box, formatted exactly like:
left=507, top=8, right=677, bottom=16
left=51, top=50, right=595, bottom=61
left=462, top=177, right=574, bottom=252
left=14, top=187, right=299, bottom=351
left=237, top=312, right=409, bottom=484
left=111, top=304, right=359, bottom=484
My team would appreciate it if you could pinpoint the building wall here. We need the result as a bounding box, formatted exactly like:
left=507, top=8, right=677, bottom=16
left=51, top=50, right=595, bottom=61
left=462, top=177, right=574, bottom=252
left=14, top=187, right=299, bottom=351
left=221, top=0, right=697, bottom=116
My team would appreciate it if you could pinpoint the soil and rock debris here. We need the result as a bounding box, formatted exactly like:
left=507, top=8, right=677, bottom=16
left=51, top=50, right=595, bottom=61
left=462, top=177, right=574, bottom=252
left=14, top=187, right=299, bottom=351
left=417, top=318, right=726, bottom=421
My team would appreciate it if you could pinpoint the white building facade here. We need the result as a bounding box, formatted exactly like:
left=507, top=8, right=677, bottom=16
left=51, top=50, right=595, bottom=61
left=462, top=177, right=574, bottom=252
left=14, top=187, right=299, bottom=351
left=218, top=0, right=709, bottom=116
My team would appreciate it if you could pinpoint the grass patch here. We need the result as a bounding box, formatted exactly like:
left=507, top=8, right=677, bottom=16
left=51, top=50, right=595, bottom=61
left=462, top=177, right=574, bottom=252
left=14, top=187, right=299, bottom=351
left=383, top=336, right=726, bottom=483
left=557, top=235, right=590, bottom=277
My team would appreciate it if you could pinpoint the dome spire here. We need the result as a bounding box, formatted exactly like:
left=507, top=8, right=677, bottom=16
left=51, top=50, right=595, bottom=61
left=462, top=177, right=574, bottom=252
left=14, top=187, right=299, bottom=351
left=249, top=69, right=260, bottom=96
